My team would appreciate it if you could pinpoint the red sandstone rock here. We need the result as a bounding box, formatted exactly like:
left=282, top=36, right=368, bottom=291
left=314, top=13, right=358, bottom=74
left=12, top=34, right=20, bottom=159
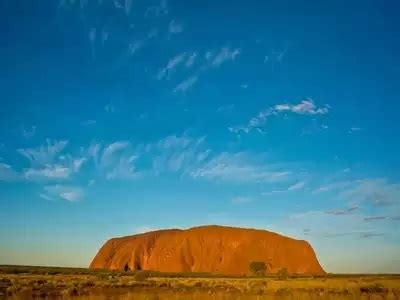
left=90, top=225, right=325, bottom=275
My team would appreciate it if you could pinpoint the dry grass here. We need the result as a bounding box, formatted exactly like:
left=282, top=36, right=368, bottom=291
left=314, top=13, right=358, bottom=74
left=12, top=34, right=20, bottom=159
left=1, top=265, right=399, bottom=298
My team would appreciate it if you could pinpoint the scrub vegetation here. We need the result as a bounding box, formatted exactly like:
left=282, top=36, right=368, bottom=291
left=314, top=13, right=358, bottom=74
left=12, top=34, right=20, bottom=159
left=1, top=265, right=400, bottom=299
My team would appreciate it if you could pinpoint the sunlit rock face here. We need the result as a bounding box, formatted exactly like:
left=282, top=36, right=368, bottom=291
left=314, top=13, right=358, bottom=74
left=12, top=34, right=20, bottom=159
left=90, top=225, right=325, bottom=275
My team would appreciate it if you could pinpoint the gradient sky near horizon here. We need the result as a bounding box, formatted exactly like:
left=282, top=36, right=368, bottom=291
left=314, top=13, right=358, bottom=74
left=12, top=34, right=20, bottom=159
left=0, top=0, right=399, bottom=273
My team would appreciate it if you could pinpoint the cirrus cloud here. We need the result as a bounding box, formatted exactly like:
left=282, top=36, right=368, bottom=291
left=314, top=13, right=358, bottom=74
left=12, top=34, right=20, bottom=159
left=17, top=140, right=68, bottom=167
left=191, top=152, right=291, bottom=184
left=0, top=163, right=19, bottom=182
left=41, top=185, right=85, bottom=202
left=231, top=99, right=330, bottom=134
left=173, top=76, right=198, bottom=93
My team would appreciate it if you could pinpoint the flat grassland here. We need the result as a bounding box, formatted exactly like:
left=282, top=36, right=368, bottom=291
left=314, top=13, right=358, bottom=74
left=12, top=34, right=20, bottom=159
left=1, top=265, right=399, bottom=299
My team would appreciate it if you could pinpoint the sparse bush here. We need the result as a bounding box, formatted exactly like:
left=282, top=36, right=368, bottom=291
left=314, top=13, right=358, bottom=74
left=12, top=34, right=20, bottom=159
left=249, top=261, right=267, bottom=276
left=82, top=280, right=95, bottom=288
left=276, top=268, right=289, bottom=280
left=0, top=278, right=12, bottom=288
left=106, top=274, right=118, bottom=284
left=62, top=286, right=79, bottom=296
left=134, top=271, right=150, bottom=282
left=247, top=280, right=267, bottom=294
left=6, top=285, right=21, bottom=296
left=360, top=283, right=388, bottom=294
left=276, top=287, right=292, bottom=296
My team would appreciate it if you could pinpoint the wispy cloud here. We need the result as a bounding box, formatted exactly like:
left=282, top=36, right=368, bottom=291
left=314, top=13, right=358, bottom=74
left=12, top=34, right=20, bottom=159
left=113, top=0, right=124, bottom=9
left=147, top=134, right=210, bottom=175
left=86, top=143, right=101, bottom=164
left=210, top=47, right=241, bottom=67
left=77, top=140, right=171, bottom=181
left=290, top=210, right=322, bottom=220
left=72, top=157, right=86, bottom=172
left=80, top=0, right=88, bottom=9
left=262, top=181, right=305, bottom=195
left=145, top=0, right=168, bottom=17
left=157, top=52, right=187, bottom=79
left=205, top=51, right=213, bottom=61
left=323, top=231, right=384, bottom=239
left=124, top=0, right=133, bottom=15
left=274, top=100, right=329, bottom=115
left=173, top=76, right=198, bottom=93
left=101, top=29, right=109, bottom=45
left=105, top=154, right=139, bottom=180
left=312, top=180, right=352, bottom=194
left=231, top=99, right=329, bottom=134
left=41, top=185, right=85, bottom=202
left=348, top=127, right=363, bottom=134
left=264, top=48, right=288, bottom=64
left=232, top=196, right=253, bottom=204
left=261, top=190, right=287, bottom=196
left=288, top=206, right=390, bottom=243
left=18, top=140, right=68, bottom=168
left=364, top=216, right=387, bottom=222
left=98, top=141, right=141, bottom=180
left=104, top=103, right=115, bottom=113
left=58, top=0, right=66, bottom=8
left=18, top=140, right=88, bottom=181
left=81, top=120, right=96, bottom=126
left=287, top=181, right=305, bottom=191
left=325, top=205, right=359, bottom=216
left=24, top=165, right=71, bottom=181
left=0, top=163, right=19, bottom=182
left=157, top=47, right=241, bottom=91
left=191, top=152, right=291, bottom=184
left=288, top=211, right=385, bottom=239
left=185, top=52, right=197, bottom=67
left=168, top=20, right=183, bottom=35
left=147, top=28, right=158, bottom=39
left=100, top=141, right=131, bottom=167
left=272, top=48, right=287, bottom=63
left=22, top=125, right=36, bottom=139
left=88, top=27, right=97, bottom=60
left=23, top=155, right=86, bottom=181
left=216, top=104, right=235, bottom=113
left=128, top=40, right=143, bottom=55
left=359, top=233, right=385, bottom=239
left=341, top=178, right=400, bottom=207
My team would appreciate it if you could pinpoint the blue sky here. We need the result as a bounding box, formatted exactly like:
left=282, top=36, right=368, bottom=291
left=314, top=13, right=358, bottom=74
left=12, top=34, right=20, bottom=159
left=0, top=0, right=399, bottom=273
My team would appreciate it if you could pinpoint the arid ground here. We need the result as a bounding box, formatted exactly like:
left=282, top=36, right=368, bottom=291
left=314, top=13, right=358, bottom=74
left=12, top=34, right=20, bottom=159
left=1, top=266, right=399, bottom=299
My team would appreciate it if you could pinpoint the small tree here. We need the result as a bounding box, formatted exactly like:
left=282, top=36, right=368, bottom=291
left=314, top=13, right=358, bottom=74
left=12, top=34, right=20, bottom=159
left=249, top=261, right=267, bottom=276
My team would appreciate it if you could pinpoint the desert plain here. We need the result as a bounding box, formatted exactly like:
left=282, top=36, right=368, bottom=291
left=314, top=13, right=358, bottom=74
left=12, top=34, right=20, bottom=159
left=1, top=265, right=400, bottom=299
